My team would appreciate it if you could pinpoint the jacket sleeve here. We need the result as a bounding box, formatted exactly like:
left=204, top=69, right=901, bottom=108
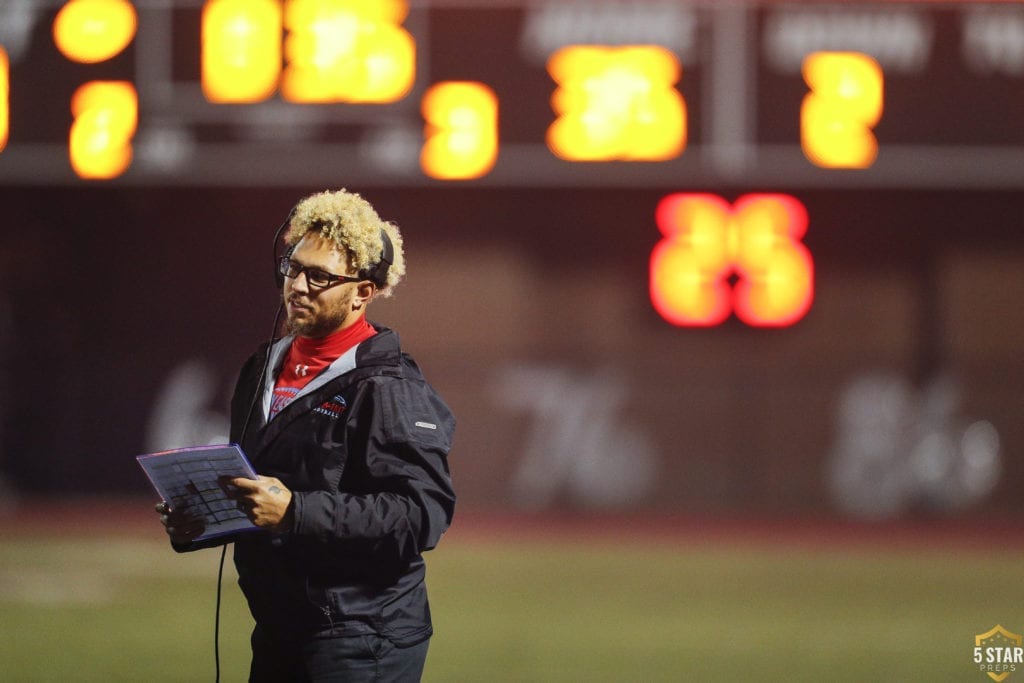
left=289, top=376, right=456, bottom=563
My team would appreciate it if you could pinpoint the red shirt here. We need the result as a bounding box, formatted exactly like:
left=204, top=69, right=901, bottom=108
left=269, top=317, right=376, bottom=419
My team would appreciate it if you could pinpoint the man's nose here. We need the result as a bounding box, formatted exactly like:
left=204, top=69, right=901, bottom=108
left=290, top=270, right=312, bottom=293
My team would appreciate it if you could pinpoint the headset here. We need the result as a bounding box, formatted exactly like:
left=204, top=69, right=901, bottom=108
left=273, top=208, right=394, bottom=290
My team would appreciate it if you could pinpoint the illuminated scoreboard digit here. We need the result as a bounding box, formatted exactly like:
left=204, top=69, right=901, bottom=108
left=52, top=0, right=137, bottom=64
left=69, top=80, right=137, bottom=179
left=421, top=81, right=498, bottom=180
left=200, top=0, right=415, bottom=105
left=201, top=0, right=282, bottom=103
left=546, top=45, right=686, bottom=161
left=801, top=52, right=884, bottom=169
left=281, top=0, right=415, bottom=103
left=51, top=0, right=139, bottom=179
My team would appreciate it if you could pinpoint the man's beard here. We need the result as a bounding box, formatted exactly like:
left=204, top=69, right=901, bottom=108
left=285, top=291, right=353, bottom=338
left=286, top=314, right=340, bottom=338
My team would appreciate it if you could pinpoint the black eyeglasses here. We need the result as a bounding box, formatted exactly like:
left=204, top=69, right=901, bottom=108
left=278, top=257, right=363, bottom=289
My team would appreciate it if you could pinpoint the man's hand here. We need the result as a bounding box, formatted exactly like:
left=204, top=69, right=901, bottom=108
left=155, top=501, right=206, bottom=544
left=225, top=476, right=293, bottom=530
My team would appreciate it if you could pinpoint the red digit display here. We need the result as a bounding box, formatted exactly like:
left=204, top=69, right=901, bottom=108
left=0, top=47, right=8, bottom=153
left=650, top=193, right=814, bottom=328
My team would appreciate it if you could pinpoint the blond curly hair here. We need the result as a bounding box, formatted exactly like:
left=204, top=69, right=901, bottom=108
left=284, top=189, right=405, bottom=297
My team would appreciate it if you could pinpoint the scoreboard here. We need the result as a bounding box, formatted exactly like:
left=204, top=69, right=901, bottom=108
left=2, top=0, right=1024, bottom=188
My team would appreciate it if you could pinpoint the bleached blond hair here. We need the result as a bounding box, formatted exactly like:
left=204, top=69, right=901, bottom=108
left=284, top=189, right=405, bottom=297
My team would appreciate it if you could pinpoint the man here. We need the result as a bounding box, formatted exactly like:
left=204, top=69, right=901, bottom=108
left=157, top=189, right=456, bottom=682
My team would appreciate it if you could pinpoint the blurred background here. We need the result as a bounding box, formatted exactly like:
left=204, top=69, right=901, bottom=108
left=1, top=0, right=1023, bottom=680
left=1, top=0, right=1020, bottom=520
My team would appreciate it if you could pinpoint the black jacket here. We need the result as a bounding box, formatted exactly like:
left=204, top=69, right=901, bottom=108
left=184, top=326, right=456, bottom=646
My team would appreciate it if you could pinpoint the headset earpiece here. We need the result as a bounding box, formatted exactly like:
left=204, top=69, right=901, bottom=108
left=361, top=228, right=393, bottom=288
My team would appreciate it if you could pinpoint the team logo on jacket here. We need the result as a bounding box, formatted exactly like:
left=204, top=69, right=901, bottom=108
left=270, top=386, right=300, bottom=419
left=314, top=394, right=347, bottom=419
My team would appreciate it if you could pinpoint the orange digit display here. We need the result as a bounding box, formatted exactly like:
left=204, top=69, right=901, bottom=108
left=69, top=81, right=138, bottom=179
left=547, top=45, right=686, bottom=161
left=52, top=0, right=137, bottom=64
left=651, top=193, right=813, bottom=328
left=0, top=47, right=8, bottom=153
left=281, top=0, right=415, bottom=103
left=801, top=51, right=883, bottom=169
left=201, top=0, right=282, bottom=103
left=421, top=81, right=498, bottom=180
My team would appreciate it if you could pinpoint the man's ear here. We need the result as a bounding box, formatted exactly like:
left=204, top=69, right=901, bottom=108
left=353, top=281, right=377, bottom=308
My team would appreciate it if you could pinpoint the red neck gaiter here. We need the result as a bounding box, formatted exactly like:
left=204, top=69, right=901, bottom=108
left=269, top=316, right=376, bottom=418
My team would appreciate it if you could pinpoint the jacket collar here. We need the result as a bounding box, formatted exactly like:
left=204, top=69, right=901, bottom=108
left=258, top=325, right=401, bottom=419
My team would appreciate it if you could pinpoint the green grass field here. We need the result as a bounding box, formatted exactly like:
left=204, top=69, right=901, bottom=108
left=1, top=520, right=1022, bottom=682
